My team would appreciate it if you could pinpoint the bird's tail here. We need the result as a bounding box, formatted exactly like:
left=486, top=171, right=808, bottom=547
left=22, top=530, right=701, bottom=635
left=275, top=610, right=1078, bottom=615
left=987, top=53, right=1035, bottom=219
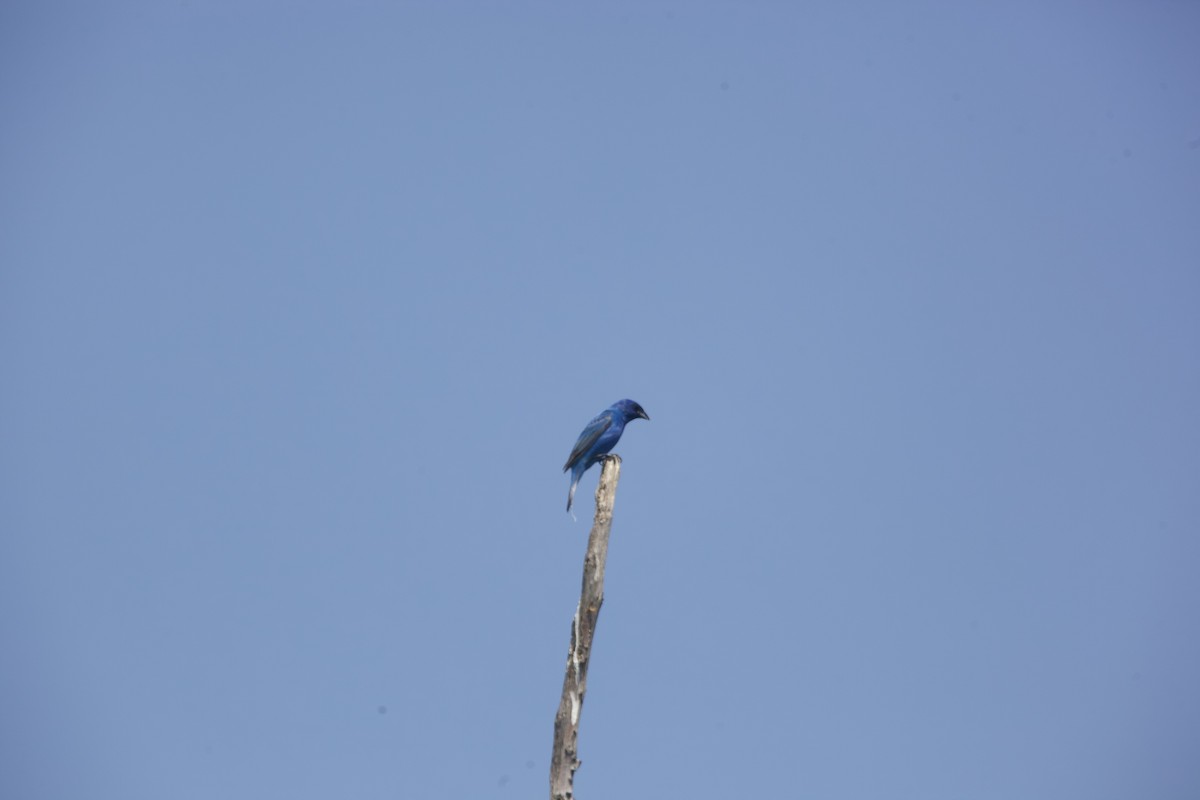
left=566, top=476, right=579, bottom=515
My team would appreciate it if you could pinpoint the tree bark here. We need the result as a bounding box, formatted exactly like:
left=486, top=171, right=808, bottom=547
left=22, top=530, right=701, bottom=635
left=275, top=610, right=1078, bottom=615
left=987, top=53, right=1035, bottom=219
left=550, top=454, right=621, bottom=800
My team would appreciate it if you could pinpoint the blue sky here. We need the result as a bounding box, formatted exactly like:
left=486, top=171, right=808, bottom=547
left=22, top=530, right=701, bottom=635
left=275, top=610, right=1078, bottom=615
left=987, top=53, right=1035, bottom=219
left=3, top=2, right=1198, bottom=798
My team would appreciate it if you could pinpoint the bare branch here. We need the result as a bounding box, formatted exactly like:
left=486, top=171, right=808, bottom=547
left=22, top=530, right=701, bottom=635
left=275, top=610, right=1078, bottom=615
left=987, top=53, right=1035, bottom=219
left=550, top=455, right=621, bottom=800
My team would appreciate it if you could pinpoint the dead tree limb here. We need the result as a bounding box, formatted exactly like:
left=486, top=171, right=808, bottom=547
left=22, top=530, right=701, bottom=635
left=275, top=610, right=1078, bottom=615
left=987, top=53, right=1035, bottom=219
left=550, top=454, right=622, bottom=800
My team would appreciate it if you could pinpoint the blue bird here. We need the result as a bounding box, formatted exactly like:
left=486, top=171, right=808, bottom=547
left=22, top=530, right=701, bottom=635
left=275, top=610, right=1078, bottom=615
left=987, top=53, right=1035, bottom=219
left=564, top=399, right=650, bottom=514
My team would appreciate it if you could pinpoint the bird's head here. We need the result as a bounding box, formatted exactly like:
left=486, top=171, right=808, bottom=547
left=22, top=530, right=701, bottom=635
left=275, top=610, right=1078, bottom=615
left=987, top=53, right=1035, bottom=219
left=613, top=399, right=650, bottom=422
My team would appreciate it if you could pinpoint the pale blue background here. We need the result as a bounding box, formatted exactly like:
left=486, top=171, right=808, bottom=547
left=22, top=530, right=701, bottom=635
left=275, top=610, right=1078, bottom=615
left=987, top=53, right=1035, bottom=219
left=3, top=2, right=1198, bottom=798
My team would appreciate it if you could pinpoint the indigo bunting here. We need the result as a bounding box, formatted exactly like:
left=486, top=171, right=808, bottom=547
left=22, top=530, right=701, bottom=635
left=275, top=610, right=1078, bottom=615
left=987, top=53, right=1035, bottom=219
left=563, top=399, right=650, bottom=513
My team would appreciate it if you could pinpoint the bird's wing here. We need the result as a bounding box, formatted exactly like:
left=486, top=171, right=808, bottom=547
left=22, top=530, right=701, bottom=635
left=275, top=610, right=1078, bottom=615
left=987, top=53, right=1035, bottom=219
left=563, top=412, right=613, bottom=472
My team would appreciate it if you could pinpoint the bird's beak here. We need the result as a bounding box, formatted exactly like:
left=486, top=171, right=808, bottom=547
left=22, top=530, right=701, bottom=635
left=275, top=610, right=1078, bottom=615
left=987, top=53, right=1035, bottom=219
left=639, top=410, right=650, bottom=421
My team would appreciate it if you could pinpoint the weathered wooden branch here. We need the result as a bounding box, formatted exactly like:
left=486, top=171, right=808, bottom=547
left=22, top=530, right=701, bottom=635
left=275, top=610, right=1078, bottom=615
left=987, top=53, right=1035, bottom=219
left=550, top=454, right=621, bottom=800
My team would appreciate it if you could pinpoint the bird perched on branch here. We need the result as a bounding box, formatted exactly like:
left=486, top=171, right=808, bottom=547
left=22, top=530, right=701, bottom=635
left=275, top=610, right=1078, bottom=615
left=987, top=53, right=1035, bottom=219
left=564, top=399, right=650, bottom=514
